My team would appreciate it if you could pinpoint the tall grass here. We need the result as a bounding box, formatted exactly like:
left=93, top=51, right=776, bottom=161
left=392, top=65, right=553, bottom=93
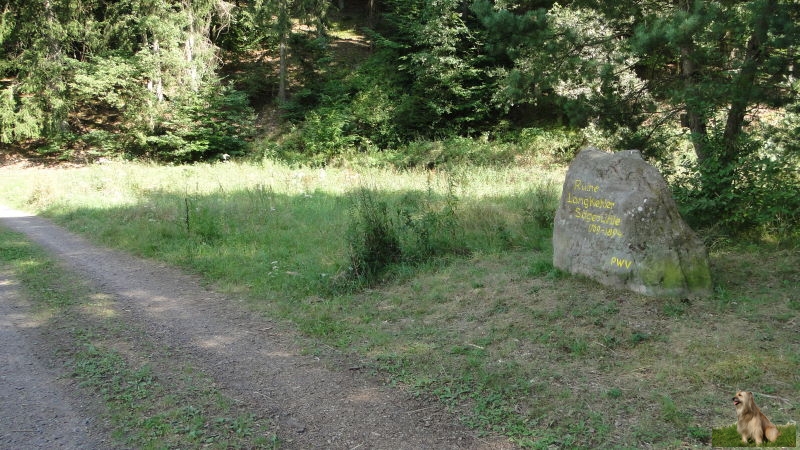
left=0, top=160, right=563, bottom=303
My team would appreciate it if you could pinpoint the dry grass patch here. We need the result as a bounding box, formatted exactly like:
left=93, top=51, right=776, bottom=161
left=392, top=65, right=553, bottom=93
left=354, top=248, right=799, bottom=448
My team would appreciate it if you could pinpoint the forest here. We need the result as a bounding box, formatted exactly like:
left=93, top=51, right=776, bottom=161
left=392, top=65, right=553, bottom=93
left=1, top=3, right=799, bottom=447
left=0, top=0, right=798, bottom=238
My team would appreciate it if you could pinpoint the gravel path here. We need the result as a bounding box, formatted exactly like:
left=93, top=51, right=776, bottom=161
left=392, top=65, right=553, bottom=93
left=0, top=270, right=110, bottom=450
left=0, top=205, right=514, bottom=449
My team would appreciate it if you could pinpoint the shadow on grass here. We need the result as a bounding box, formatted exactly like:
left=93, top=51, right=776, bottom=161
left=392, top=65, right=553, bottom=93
left=33, top=184, right=556, bottom=299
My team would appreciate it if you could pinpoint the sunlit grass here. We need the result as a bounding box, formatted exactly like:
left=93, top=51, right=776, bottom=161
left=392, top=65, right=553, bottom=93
left=712, top=423, right=796, bottom=447
left=1, top=159, right=564, bottom=203
left=0, top=160, right=563, bottom=301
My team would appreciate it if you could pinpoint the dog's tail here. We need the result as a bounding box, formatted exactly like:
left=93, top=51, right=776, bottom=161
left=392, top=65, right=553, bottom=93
left=765, top=424, right=780, bottom=442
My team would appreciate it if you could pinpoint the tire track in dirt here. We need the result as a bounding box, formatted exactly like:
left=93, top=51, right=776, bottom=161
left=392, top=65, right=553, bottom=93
left=0, top=270, right=111, bottom=450
left=0, top=205, right=515, bottom=449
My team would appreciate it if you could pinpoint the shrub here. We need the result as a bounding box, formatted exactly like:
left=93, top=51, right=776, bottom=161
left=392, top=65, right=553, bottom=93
left=517, top=126, right=584, bottom=162
left=395, top=180, right=467, bottom=261
left=297, top=109, right=356, bottom=162
left=673, top=135, right=800, bottom=241
left=128, top=85, right=254, bottom=163
left=345, top=184, right=467, bottom=285
left=345, top=188, right=402, bottom=283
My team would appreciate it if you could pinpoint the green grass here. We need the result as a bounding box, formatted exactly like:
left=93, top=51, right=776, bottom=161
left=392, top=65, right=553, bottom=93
left=0, top=228, right=280, bottom=449
left=712, top=423, right=796, bottom=447
left=1, top=160, right=798, bottom=448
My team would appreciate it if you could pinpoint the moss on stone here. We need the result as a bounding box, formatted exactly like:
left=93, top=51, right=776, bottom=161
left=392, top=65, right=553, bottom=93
left=640, top=258, right=681, bottom=289
left=639, top=255, right=712, bottom=296
left=683, top=256, right=713, bottom=291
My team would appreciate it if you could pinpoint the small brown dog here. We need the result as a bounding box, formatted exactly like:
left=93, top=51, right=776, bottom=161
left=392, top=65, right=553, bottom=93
left=733, top=391, right=780, bottom=445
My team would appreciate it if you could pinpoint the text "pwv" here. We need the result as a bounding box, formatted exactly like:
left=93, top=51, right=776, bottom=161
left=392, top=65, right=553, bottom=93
left=610, top=257, right=632, bottom=269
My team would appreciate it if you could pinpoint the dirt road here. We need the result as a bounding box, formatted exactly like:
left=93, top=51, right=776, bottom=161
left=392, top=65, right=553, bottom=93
left=1, top=269, right=111, bottom=449
left=0, top=205, right=514, bottom=449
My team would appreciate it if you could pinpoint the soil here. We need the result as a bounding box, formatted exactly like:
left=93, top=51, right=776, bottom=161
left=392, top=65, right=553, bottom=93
left=0, top=205, right=515, bottom=449
left=0, top=269, right=112, bottom=449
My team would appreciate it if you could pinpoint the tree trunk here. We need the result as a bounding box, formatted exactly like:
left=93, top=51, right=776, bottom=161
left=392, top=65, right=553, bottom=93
left=41, top=0, right=69, bottom=133
left=278, top=39, right=287, bottom=102
left=721, top=0, right=774, bottom=164
left=680, top=46, right=709, bottom=163
left=42, top=0, right=61, bottom=61
left=368, top=0, right=376, bottom=28
left=152, top=38, right=164, bottom=102
left=185, top=2, right=199, bottom=92
left=275, top=0, right=290, bottom=103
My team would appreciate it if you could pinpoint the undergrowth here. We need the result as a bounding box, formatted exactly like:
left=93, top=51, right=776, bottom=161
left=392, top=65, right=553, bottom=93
left=345, top=178, right=467, bottom=286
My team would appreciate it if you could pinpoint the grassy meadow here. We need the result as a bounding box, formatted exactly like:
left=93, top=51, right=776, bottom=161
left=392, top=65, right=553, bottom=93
left=0, top=159, right=797, bottom=449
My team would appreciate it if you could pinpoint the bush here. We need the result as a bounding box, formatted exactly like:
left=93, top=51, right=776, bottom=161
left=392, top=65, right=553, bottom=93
left=77, top=130, right=123, bottom=157
left=298, top=109, right=356, bottom=160
left=517, top=127, right=584, bottom=162
left=388, top=138, right=517, bottom=169
left=345, top=184, right=467, bottom=285
left=345, top=188, right=402, bottom=283
left=129, top=85, right=254, bottom=163
left=673, top=135, right=800, bottom=241
left=394, top=181, right=467, bottom=261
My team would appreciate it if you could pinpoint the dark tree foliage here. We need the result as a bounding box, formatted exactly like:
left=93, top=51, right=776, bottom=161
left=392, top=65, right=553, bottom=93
left=629, top=0, right=799, bottom=232
left=375, top=0, right=499, bottom=135
left=0, top=0, right=255, bottom=162
left=0, top=0, right=797, bottom=235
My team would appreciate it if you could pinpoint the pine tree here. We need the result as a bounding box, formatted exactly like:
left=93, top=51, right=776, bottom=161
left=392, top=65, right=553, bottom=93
left=643, top=0, right=798, bottom=230
left=472, top=1, right=648, bottom=130
left=377, top=0, right=497, bottom=135
left=0, top=0, right=72, bottom=143
left=0, top=0, right=253, bottom=161
left=634, top=1, right=798, bottom=156
left=251, top=0, right=329, bottom=102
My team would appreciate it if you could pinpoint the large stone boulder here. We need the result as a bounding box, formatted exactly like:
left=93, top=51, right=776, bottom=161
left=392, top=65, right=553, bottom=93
left=553, top=147, right=712, bottom=297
